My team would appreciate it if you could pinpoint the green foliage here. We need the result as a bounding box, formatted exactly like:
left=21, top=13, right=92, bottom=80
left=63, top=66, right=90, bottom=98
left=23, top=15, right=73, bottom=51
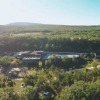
left=21, top=86, right=38, bottom=100
left=56, top=80, right=100, bottom=100
left=0, top=66, right=100, bottom=100
left=0, top=56, right=21, bottom=67
left=0, top=87, right=19, bottom=100
left=44, top=56, right=87, bottom=70
left=87, top=59, right=100, bottom=67
left=0, top=75, right=15, bottom=88
left=22, top=67, right=100, bottom=99
left=91, top=59, right=100, bottom=67
left=0, top=25, right=100, bottom=52
left=0, top=56, right=14, bottom=66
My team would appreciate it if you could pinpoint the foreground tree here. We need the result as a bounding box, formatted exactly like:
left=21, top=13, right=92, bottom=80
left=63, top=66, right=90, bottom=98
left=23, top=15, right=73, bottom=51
left=0, top=88, right=19, bottom=100
left=56, top=80, right=100, bottom=100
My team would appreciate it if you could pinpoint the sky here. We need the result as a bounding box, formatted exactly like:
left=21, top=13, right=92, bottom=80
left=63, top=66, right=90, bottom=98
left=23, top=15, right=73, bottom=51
left=0, top=0, right=100, bottom=25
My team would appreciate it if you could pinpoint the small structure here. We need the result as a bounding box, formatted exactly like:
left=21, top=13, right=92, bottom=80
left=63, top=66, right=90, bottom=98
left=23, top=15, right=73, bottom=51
left=8, top=67, right=27, bottom=78
left=8, top=68, right=21, bottom=77
left=18, top=72, right=26, bottom=78
left=11, top=68, right=21, bottom=72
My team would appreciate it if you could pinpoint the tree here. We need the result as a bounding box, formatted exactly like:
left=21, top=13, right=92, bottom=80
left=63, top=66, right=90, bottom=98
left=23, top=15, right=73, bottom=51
left=0, top=87, right=20, bottom=100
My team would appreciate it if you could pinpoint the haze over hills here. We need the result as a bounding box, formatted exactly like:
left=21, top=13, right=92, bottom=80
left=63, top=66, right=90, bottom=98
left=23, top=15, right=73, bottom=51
left=7, top=22, right=42, bottom=26
left=3, top=22, right=99, bottom=26
left=0, top=22, right=100, bottom=34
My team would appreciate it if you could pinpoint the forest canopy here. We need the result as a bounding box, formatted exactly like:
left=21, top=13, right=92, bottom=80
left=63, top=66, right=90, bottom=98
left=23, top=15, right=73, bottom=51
left=0, top=25, right=100, bottom=52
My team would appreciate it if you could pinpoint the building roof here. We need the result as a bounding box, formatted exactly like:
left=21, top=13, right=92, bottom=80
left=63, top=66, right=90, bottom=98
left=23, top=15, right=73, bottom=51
left=11, top=68, right=21, bottom=72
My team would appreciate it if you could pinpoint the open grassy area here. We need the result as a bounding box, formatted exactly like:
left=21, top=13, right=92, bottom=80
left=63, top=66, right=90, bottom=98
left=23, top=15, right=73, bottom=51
left=13, top=78, right=23, bottom=93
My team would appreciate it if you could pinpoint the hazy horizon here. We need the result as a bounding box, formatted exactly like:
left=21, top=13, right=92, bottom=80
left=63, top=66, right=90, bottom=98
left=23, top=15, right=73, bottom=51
left=0, top=0, right=100, bottom=25
left=1, top=22, right=100, bottom=26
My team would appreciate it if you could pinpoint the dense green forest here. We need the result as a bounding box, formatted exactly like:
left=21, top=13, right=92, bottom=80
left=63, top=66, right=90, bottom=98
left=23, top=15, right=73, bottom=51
left=0, top=25, right=100, bottom=52
left=0, top=67, right=100, bottom=100
left=0, top=25, right=100, bottom=35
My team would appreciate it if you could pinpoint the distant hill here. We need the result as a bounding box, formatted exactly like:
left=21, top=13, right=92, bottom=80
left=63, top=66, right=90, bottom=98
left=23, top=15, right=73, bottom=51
left=0, top=23, right=100, bottom=34
left=7, top=22, right=42, bottom=26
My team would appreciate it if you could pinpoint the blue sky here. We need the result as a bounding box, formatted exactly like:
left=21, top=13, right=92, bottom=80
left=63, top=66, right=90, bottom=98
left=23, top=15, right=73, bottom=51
left=0, top=0, right=100, bottom=25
